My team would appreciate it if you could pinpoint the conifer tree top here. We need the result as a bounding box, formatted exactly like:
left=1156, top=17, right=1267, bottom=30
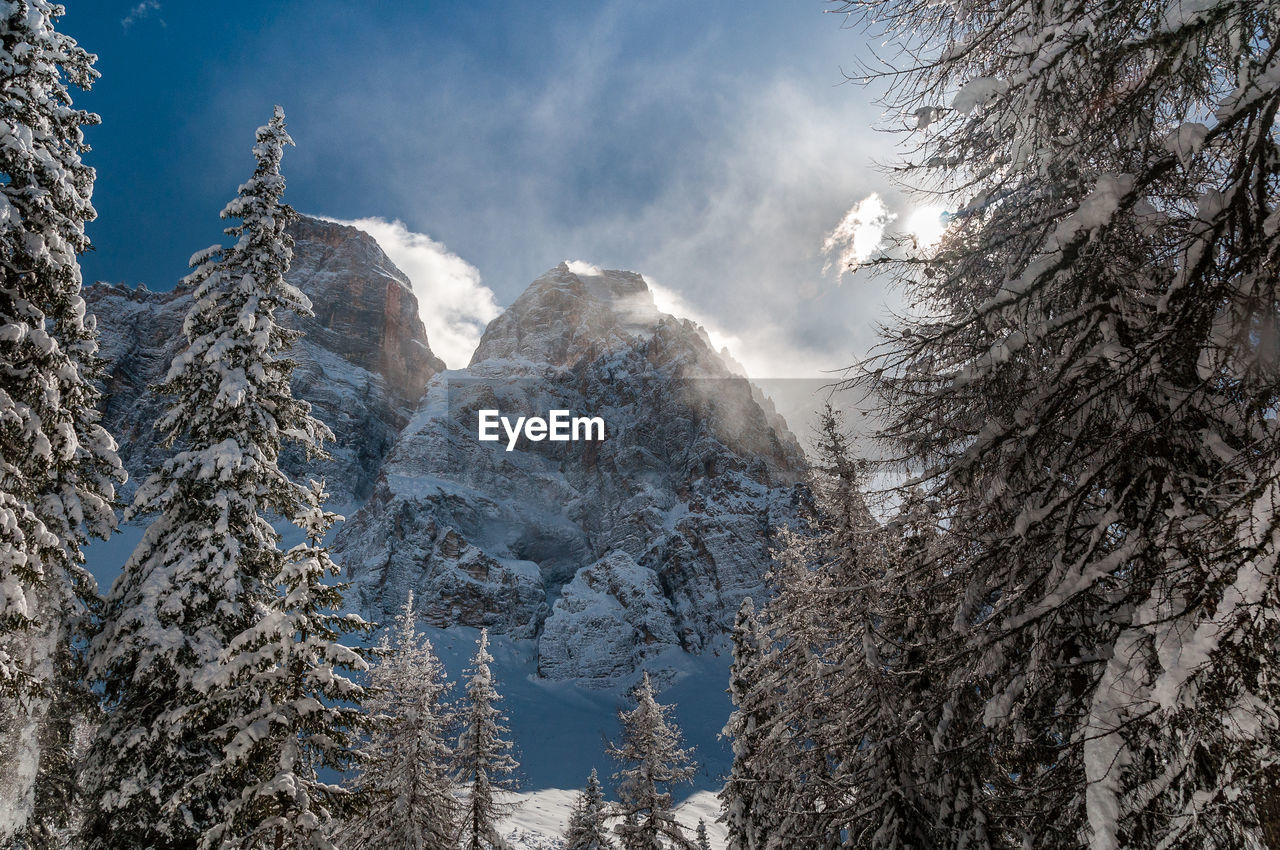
left=0, top=0, right=100, bottom=273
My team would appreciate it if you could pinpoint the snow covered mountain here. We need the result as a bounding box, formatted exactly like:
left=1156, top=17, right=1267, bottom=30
left=88, top=215, right=445, bottom=507
left=88, top=225, right=806, bottom=694
left=82, top=224, right=810, bottom=793
left=332, top=261, right=808, bottom=689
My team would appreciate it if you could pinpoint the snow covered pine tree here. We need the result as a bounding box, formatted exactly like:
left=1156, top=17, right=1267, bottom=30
left=836, top=0, right=1280, bottom=846
left=84, top=106, right=369, bottom=850
left=455, top=629, right=519, bottom=850
left=736, top=524, right=844, bottom=850
left=788, top=408, right=941, bottom=850
left=609, top=672, right=697, bottom=850
left=718, top=598, right=783, bottom=850
left=694, top=821, right=710, bottom=850
left=0, top=1, right=124, bottom=842
left=729, top=406, right=939, bottom=850
left=563, top=768, right=615, bottom=850
left=340, top=592, right=458, bottom=850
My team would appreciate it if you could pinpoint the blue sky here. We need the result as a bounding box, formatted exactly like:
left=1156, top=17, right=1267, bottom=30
left=63, top=1, right=921, bottom=377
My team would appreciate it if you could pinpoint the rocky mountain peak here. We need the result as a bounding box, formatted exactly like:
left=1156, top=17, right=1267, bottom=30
left=286, top=216, right=445, bottom=410
left=336, top=262, right=809, bottom=689
left=88, top=214, right=446, bottom=505
left=88, top=229, right=810, bottom=692
left=469, top=262, right=663, bottom=369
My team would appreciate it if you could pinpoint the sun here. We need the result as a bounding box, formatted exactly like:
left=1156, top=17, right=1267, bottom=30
left=902, top=205, right=951, bottom=248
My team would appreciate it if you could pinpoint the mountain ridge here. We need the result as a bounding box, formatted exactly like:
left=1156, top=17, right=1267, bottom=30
left=87, top=215, right=446, bottom=506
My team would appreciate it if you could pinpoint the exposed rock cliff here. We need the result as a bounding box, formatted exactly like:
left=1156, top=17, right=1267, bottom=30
left=88, top=233, right=808, bottom=691
left=87, top=216, right=444, bottom=506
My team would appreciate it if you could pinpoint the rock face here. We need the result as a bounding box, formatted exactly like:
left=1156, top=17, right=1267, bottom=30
left=334, top=262, right=808, bottom=688
left=87, top=216, right=445, bottom=506
left=285, top=216, right=444, bottom=412
left=537, top=551, right=682, bottom=686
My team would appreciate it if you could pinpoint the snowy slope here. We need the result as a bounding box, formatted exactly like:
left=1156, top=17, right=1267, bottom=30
left=497, top=788, right=727, bottom=849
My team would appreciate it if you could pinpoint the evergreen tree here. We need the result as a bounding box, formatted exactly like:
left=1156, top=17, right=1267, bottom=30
left=718, top=599, right=777, bottom=850
left=341, top=592, right=458, bottom=850
left=694, top=821, right=710, bottom=850
left=84, top=106, right=366, bottom=850
left=814, top=413, right=941, bottom=850
left=0, top=1, right=123, bottom=840
left=759, top=583, right=845, bottom=837
left=8, top=695, right=97, bottom=849
left=609, top=672, right=697, bottom=850
left=738, top=409, right=876, bottom=850
left=455, top=628, right=519, bottom=850
left=726, top=408, right=949, bottom=850
left=837, top=487, right=945, bottom=850
left=838, top=0, right=1280, bottom=845
left=198, top=476, right=371, bottom=850
left=563, top=768, right=614, bottom=850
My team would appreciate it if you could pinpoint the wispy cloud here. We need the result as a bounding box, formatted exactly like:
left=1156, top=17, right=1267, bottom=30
left=644, top=276, right=742, bottom=360
left=539, top=76, right=901, bottom=379
left=323, top=217, right=501, bottom=370
left=121, top=0, right=164, bottom=30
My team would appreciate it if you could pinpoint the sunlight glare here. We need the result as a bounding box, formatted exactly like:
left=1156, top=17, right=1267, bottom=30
left=903, top=205, right=950, bottom=248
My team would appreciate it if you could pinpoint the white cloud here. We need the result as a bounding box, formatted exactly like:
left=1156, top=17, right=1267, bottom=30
left=121, top=0, right=164, bottom=30
left=644, top=275, right=834, bottom=380
left=545, top=77, right=902, bottom=378
left=822, top=193, right=895, bottom=279
left=272, top=13, right=903, bottom=382
left=326, top=217, right=502, bottom=369
left=565, top=259, right=602, bottom=276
